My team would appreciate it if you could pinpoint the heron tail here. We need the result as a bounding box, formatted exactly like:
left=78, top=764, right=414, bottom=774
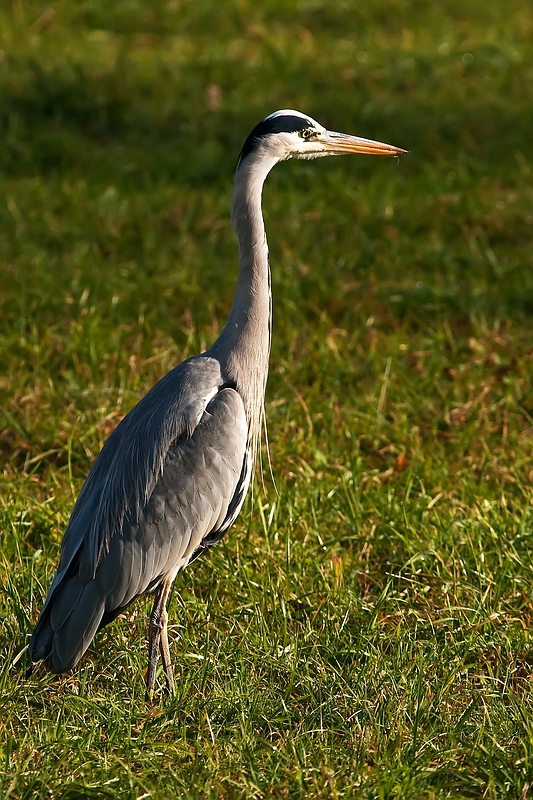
left=29, top=575, right=106, bottom=673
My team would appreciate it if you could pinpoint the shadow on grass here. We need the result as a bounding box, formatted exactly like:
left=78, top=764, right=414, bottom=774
left=1, top=40, right=532, bottom=185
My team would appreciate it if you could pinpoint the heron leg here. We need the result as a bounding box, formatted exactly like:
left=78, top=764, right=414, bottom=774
left=159, top=608, right=175, bottom=696
left=146, top=579, right=174, bottom=700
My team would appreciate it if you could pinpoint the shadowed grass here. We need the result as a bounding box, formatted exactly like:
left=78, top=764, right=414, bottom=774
left=1, top=0, right=533, bottom=798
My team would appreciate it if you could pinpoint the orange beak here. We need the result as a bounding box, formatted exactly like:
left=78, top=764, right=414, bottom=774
left=322, top=131, right=408, bottom=157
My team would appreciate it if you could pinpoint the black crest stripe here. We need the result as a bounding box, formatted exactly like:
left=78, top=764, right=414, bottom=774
left=238, top=114, right=312, bottom=164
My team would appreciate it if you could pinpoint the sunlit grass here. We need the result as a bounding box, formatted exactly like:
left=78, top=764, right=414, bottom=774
left=1, top=1, right=533, bottom=797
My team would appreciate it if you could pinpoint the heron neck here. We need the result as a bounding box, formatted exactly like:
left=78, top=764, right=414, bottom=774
left=209, top=154, right=277, bottom=439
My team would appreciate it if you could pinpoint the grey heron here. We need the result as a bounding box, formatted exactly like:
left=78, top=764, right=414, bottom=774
left=29, top=110, right=406, bottom=696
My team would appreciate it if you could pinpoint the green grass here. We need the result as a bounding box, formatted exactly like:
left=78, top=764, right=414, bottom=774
left=2, top=0, right=533, bottom=797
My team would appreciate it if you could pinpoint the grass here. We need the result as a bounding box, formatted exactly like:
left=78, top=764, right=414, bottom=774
left=1, top=0, right=533, bottom=796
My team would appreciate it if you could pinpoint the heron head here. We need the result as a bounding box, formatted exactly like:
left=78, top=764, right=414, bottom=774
left=237, top=109, right=407, bottom=169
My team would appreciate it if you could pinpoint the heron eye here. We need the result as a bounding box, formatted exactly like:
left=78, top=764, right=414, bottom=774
left=299, top=128, right=315, bottom=140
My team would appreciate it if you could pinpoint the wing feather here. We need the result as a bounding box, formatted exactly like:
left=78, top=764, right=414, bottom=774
left=50, top=581, right=106, bottom=672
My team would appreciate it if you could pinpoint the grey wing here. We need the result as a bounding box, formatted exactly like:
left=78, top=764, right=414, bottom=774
left=44, top=355, right=227, bottom=585
left=102, top=386, right=250, bottom=608
left=29, top=358, right=250, bottom=672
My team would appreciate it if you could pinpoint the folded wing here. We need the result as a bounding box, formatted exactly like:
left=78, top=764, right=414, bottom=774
left=29, top=356, right=249, bottom=672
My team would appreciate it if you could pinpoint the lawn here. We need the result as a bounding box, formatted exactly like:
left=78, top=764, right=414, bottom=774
left=1, top=0, right=533, bottom=797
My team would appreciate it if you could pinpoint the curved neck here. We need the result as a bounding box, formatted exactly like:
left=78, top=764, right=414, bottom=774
left=209, top=152, right=278, bottom=441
